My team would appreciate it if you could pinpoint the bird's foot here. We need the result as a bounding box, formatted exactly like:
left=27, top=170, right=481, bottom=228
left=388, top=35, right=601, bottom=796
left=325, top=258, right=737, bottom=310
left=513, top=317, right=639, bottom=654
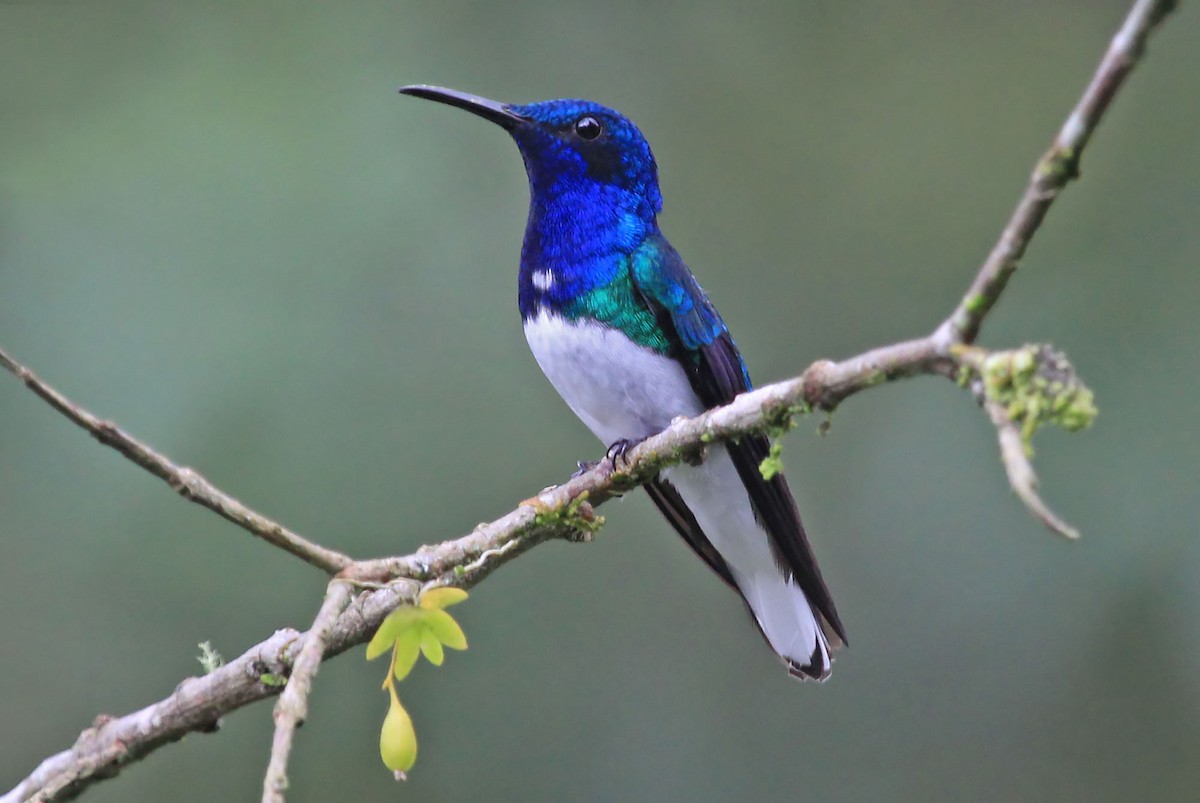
left=605, top=437, right=644, bottom=470
left=571, top=459, right=600, bottom=478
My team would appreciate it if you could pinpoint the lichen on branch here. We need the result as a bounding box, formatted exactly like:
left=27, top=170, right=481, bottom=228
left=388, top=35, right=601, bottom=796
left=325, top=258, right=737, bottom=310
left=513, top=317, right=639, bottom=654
left=960, top=344, right=1098, bottom=449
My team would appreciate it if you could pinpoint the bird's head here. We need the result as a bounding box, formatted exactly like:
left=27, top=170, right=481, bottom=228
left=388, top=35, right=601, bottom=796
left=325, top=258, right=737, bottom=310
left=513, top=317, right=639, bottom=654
left=400, top=85, right=663, bottom=219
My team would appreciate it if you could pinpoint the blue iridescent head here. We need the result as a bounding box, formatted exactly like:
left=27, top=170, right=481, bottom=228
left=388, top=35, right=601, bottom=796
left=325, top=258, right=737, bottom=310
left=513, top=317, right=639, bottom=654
left=399, top=85, right=663, bottom=219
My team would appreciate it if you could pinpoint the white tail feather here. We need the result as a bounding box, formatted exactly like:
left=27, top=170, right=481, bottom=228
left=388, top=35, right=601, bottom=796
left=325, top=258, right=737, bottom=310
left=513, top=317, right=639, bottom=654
left=742, top=571, right=831, bottom=680
left=664, top=450, right=834, bottom=680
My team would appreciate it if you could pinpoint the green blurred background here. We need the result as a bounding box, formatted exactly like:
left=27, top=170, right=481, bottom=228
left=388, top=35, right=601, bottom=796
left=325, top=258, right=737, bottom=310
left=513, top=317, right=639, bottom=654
left=2, top=2, right=1197, bottom=801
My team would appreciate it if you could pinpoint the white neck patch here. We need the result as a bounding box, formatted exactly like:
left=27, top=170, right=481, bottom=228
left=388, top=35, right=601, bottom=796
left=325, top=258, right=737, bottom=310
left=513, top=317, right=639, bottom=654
left=531, top=269, right=554, bottom=292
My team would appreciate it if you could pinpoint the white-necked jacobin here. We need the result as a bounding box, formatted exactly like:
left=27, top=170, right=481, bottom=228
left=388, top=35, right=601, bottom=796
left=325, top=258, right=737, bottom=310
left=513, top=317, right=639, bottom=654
left=399, top=85, right=846, bottom=680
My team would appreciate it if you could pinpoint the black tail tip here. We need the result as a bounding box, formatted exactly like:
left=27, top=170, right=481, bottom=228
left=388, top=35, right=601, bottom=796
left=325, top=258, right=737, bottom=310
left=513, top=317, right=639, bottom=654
left=784, top=641, right=833, bottom=681
left=786, top=660, right=831, bottom=682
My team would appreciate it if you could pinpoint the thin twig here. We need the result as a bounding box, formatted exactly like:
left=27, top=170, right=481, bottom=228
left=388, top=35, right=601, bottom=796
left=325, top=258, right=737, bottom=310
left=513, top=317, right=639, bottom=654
left=935, top=0, right=1176, bottom=347
left=0, top=348, right=353, bottom=575
left=984, top=400, right=1080, bottom=539
left=262, top=581, right=355, bottom=802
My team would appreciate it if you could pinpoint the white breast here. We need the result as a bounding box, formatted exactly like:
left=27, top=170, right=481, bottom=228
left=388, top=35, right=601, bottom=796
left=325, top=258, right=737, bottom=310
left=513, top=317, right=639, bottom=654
left=522, top=309, right=704, bottom=446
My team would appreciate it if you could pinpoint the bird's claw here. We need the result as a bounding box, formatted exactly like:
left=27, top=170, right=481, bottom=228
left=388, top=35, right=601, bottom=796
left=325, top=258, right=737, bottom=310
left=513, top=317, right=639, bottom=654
left=571, top=459, right=600, bottom=478
left=605, top=437, right=643, bottom=470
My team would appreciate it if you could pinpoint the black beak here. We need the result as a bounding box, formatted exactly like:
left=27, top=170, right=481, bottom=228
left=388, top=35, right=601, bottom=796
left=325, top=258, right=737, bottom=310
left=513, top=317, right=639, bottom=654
left=398, top=85, right=528, bottom=131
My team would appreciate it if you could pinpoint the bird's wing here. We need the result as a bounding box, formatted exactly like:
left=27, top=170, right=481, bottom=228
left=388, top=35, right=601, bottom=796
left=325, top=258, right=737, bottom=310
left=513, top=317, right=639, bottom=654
left=630, top=235, right=847, bottom=644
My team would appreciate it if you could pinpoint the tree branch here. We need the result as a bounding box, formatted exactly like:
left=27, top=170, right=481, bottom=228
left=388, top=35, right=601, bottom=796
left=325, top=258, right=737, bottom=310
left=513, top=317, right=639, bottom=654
left=984, top=399, right=1079, bottom=540
left=0, top=350, right=353, bottom=576
left=261, top=581, right=355, bottom=802
left=0, top=339, right=1094, bottom=803
left=0, top=0, right=1175, bottom=799
left=0, top=628, right=304, bottom=803
left=936, top=0, right=1177, bottom=346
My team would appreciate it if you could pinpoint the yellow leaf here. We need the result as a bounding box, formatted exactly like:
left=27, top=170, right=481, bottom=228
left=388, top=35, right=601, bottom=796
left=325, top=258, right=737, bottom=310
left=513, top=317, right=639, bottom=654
left=366, top=608, right=421, bottom=660
left=392, top=625, right=422, bottom=681
left=423, top=609, right=468, bottom=651
left=380, top=686, right=417, bottom=773
left=419, top=627, right=444, bottom=665
left=419, top=587, right=468, bottom=610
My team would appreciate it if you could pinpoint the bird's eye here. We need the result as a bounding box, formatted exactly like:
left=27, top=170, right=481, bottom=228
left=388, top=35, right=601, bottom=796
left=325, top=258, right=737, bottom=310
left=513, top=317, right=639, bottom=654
left=573, top=116, right=603, bottom=140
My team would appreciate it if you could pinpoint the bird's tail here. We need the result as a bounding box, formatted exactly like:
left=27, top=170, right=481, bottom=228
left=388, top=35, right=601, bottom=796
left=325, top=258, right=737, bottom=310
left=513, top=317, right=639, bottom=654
left=739, top=569, right=837, bottom=681
left=659, top=449, right=843, bottom=680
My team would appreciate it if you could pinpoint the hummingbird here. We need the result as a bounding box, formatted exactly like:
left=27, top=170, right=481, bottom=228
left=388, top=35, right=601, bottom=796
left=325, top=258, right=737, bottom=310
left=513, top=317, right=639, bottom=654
left=399, top=85, right=846, bottom=679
